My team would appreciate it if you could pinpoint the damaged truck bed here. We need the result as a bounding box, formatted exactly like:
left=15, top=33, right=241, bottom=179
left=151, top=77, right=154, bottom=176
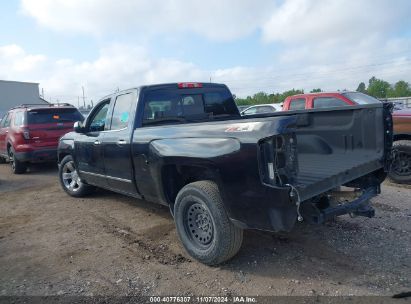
left=58, top=83, right=393, bottom=265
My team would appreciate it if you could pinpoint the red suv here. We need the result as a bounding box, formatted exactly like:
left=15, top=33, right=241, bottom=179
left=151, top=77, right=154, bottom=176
left=0, top=104, right=83, bottom=174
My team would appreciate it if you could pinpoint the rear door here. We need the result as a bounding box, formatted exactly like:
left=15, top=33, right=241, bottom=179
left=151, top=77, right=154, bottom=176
left=26, top=108, right=83, bottom=148
left=75, top=99, right=111, bottom=186
left=103, top=90, right=139, bottom=195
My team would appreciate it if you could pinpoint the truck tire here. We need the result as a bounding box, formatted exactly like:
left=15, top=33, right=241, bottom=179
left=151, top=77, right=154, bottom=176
left=0, top=156, right=6, bottom=164
left=174, top=180, right=243, bottom=265
left=59, top=155, right=94, bottom=197
left=389, top=140, right=411, bottom=184
left=8, top=147, right=27, bottom=174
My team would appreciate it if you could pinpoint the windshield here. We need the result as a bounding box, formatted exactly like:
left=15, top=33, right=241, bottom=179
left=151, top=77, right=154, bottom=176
left=27, top=108, right=83, bottom=124
left=342, top=92, right=381, bottom=105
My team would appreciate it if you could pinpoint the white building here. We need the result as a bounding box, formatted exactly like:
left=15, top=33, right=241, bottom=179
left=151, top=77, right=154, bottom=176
left=0, top=80, right=48, bottom=118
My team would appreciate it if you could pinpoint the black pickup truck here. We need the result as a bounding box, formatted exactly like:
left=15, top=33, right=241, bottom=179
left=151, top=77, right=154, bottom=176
left=58, top=82, right=393, bottom=265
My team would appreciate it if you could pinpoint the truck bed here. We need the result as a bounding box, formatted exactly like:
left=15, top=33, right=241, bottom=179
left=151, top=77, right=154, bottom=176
left=296, top=153, right=383, bottom=200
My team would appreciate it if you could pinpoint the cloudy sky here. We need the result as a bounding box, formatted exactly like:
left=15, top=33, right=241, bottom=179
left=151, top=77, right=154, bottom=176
left=1, top=0, right=411, bottom=105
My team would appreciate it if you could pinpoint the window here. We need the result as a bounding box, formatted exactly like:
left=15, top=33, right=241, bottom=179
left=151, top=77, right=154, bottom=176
left=313, top=97, right=350, bottom=109
left=1, top=113, right=11, bottom=128
left=342, top=92, right=381, bottom=105
left=289, top=98, right=306, bottom=110
left=110, top=93, right=134, bottom=130
left=203, top=92, right=238, bottom=116
left=27, top=108, right=83, bottom=124
left=243, top=107, right=257, bottom=115
left=89, top=101, right=110, bottom=132
left=143, top=89, right=239, bottom=125
left=13, top=111, right=25, bottom=127
left=256, top=106, right=275, bottom=114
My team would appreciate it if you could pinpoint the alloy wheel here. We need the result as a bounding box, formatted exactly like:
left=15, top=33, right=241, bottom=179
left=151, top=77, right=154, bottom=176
left=62, top=160, right=82, bottom=192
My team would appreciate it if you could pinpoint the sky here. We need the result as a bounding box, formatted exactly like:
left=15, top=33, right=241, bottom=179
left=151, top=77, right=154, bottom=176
left=1, top=0, right=411, bottom=106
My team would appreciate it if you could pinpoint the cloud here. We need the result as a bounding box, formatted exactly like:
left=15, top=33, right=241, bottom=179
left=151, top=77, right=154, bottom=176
left=0, top=43, right=212, bottom=104
left=261, top=0, right=411, bottom=44
left=21, top=0, right=411, bottom=44
left=20, top=0, right=275, bottom=41
left=1, top=39, right=411, bottom=105
left=4, top=1, right=411, bottom=102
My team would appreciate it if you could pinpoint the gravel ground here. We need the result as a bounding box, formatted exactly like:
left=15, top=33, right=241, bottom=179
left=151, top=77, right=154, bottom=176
left=0, top=163, right=410, bottom=298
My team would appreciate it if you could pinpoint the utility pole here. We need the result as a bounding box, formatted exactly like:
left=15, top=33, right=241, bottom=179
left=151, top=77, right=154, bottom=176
left=82, top=86, right=86, bottom=108
left=77, top=96, right=80, bottom=108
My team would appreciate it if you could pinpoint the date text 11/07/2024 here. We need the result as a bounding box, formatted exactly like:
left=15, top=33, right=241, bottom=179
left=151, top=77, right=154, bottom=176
left=149, top=296, right=257, bottom=303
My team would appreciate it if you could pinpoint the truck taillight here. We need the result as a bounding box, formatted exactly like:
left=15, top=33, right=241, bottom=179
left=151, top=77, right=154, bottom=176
left=23, top=129, right=30, bottom=140
left=177, top=82, right=203, bottom=89
left=259, top=134, right=298, bottom=187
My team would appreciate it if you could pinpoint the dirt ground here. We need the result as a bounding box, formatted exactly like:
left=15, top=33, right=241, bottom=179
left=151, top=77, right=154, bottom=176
left=0, top=163, right=410, bottom=297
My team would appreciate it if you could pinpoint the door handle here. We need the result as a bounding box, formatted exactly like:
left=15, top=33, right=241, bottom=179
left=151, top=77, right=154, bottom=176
left=94, top=140, right=101, bottom=145
left=117, top=139, right=127, bottom=145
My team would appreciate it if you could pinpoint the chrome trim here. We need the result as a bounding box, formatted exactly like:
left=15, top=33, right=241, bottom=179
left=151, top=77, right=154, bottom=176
left=79, top=170, right=132, bottom=183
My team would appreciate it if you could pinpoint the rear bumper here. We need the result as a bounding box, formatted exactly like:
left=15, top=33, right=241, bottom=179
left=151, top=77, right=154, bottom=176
left=14, top=148, right=57, bottom=162
left=228, top=185, right=379, bottom=233
left=300, top=186, right=378, bottom=224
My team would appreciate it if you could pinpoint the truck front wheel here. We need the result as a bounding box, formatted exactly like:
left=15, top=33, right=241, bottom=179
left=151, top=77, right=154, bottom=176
left=59, top=155, right=94, bottom=197
left=174, top=180, right=243, bottom=265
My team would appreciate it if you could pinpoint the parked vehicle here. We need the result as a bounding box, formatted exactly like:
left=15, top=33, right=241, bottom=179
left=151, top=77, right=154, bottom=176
left=237, top=105, right=249, bottom=112
left=390, top=109, right=411, bottom=183
left=282, top=91, right=410, bottom=183
left=0, top=104, right=83, bottom=173
left=58, top=83, right=392, bottom=265
left=282, top=91, right=381, bottom=111
left=240, top=104, right=281, bottom=116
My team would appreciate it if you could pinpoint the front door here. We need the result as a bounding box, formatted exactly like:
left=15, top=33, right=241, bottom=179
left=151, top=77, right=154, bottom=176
left=103, top=91, right=139, bottom=195
left=75, top=100, right=111, bottom=187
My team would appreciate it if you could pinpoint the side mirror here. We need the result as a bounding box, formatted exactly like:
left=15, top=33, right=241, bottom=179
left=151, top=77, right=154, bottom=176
left=73, top=121, right=85, bottom=133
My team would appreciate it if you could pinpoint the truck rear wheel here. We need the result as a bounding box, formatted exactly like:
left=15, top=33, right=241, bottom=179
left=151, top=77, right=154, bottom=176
left=174, top=180, right=243, bottom=265
left=389, top=140, right=411, bottom=184
left=59, top=155, right=94, bottom=197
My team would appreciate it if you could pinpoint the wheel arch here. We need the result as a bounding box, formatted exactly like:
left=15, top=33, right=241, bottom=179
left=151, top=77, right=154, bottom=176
left=161, top=163, right=223, bottom=215
left=58, top=139, right=75, bottom=163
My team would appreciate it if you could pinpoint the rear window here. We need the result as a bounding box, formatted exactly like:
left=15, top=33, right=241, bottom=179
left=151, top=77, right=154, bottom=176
left=143, top=89, right=239, bottom=125
left=27, top=108, right=83, bottom=124
left=342, top=92, right=381, bottom=105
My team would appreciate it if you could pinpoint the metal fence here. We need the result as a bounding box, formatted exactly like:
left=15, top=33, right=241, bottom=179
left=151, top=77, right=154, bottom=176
left=380, top=97, right=411, bottom=110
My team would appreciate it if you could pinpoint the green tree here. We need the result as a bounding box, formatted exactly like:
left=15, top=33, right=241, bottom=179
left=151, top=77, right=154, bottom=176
left=356, top=82, right=366, bottom=93
left=253, top=92, right=270, bottom=104
left=279, top=89, right=304, bottom=102
left=388, top=80, right=411, bottom=98
left=310, top=88, right=322, bottom=93
left=367, top=76, right=391, bottom=98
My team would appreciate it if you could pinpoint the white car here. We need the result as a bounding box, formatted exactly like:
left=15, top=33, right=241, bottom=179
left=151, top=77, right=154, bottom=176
left=240, top=104, right=283, bottom=116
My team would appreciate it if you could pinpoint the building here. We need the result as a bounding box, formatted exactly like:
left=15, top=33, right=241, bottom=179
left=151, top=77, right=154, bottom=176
left=0, top=80, right=48, bottom=118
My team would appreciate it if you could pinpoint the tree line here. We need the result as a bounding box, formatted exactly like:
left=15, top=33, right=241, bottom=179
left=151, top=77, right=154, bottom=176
left=234, top=76, right=411, bottom=106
